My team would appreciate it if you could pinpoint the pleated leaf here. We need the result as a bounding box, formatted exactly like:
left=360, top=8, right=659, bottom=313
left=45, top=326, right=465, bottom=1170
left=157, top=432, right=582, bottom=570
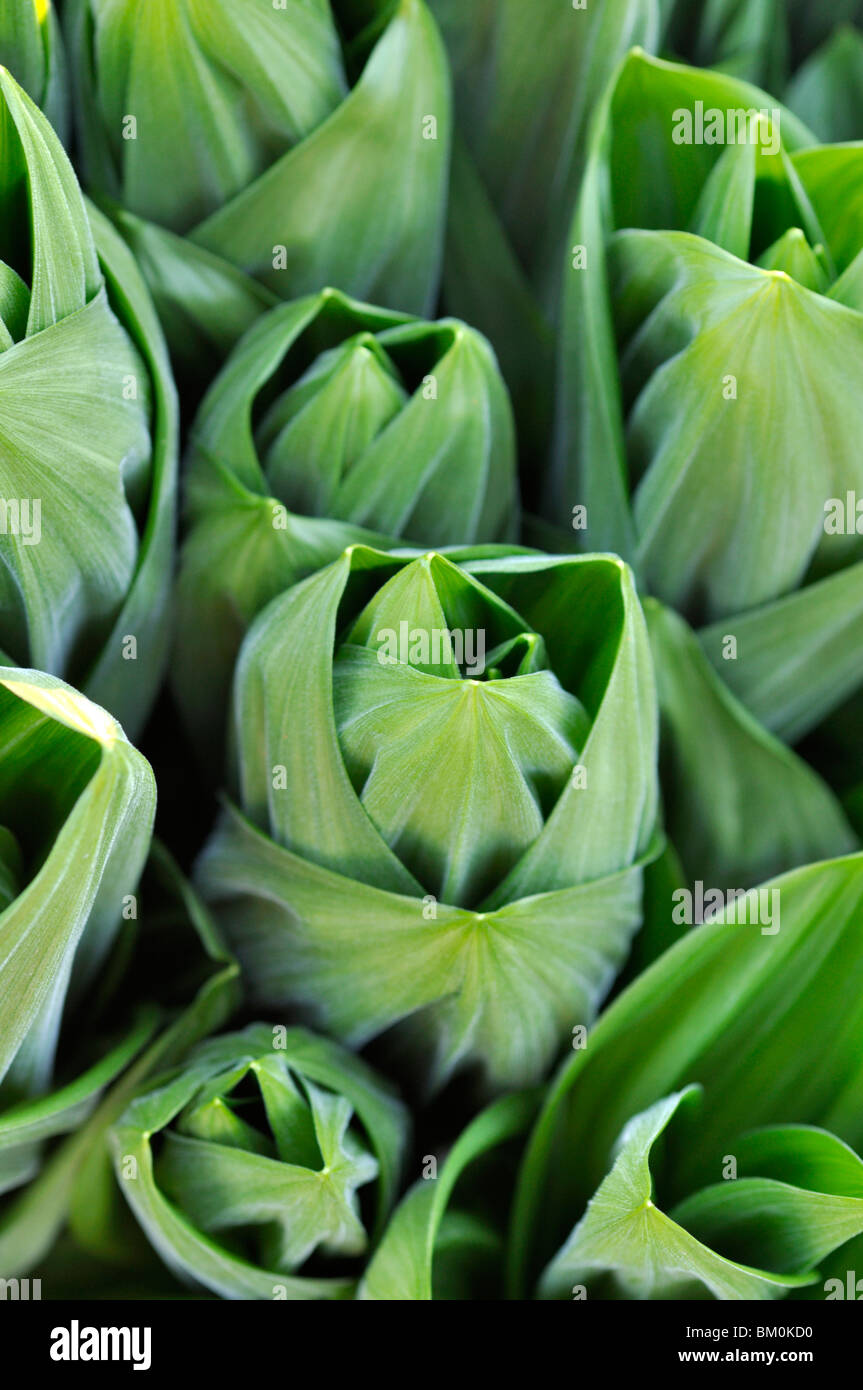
left=191, top=0, right=450, bottom=315
left=71, top=0, right=452, bottom=363
left=198, top=545, right=659, bottom=1092
left=433, top=0, right=664, bottom=457
left=0, top=68, right=176, bottom=736
left=552, top=48, right=814, bottom=554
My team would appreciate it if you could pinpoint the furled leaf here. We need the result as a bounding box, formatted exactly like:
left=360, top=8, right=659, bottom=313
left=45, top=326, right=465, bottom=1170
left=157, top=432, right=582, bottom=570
left=173, top=289, right=518, bottom=762
left=432, top=0, right=665, bottom=457
left=646, top=600, right=857, bottom=888
left=111, top=1025, right=408, bottom=1300
left=197, top=545, right=659, bottom=1093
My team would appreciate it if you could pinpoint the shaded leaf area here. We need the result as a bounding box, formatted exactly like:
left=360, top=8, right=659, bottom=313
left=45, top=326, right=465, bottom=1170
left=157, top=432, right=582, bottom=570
left=0, top=843, right=240, bottom=1280
left=360, top=1090, right=536, bottom=1300
left=431, top=0, right=665, bottom=465
left=666, top=0, right=863, bottom=141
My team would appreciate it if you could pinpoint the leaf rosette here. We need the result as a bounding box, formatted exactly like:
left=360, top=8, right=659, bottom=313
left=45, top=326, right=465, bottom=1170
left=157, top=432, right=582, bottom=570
left=67, top=0, right=451, bottom=375
left=553, top=50, right=863, bottom=887
left=173, top=288, right=519, bottom=761
left=197, top=544, right=659, bottom=1094
left=0, top=668, right=155, bottom=1202
left=110, top=1023, right=408, bottom=1300
left=0, top=66, right=177, bottom=737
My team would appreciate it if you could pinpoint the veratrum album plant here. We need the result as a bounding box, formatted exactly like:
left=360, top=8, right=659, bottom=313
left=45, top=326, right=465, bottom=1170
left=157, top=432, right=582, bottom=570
left=173, top=288, right=518, bottom=760
left=110, top=1024, right=408, bottom=1299
left=2, top=0, right=863, bottom=1322
left=552, top=50, right=863, bottom=892
left=197, top=545, right=659, bottom=1094
left=512, top=853, right=863, bottom=1300
left=66, top=0, right=451, bottom=375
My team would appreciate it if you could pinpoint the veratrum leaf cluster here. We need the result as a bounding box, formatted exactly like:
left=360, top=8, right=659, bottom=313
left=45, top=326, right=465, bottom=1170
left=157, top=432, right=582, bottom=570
left=0, top=0, right=861, bottom=1311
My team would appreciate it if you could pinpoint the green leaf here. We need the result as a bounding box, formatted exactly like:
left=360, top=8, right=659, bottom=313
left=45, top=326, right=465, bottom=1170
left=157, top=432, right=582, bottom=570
left=432, top=0, right=664, bottom=303
left=675, top=1126, right=863, bottom=1274
left=198, top=803, right=654, bottom=1094
left=441, top=137, right=554, bottom=465
left=466, top=554, right=659, bottom=896
left=791, top=145, right=863, bottom=276
left=611, top=229, right=863, bottom=621
left=511, top=851, right=863, bottom=1290
left=72, top=0, right=346, bottom=234
left=756, top=226, right=829, bottom=289
left=539, top=1090, right=817, bottom=1300
left=0, top=69, right=176, bottom=735
left=81, top=203, right=179, bottom=740
left=193, top=0, right=449, bottom=315
left=108, top=206, right=278, bottom=381
left=699, top=560, right=863, bottom=746
left=787, top=26, right=863, bottom=143
left=683, top=0, right=789, bottom=91
left=0, top=670, right=155, bottom=1099
left=0, top=845, right=241, bottom=1276
left=0, top=1007, right=158, bottom=1199
left=69, top=1, right=452, bottom=371
left=646, top=600, right=857, bottom=888
left=551, top=48, right=815, bottom=553
left=434, top=0, right=664, bottom=459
